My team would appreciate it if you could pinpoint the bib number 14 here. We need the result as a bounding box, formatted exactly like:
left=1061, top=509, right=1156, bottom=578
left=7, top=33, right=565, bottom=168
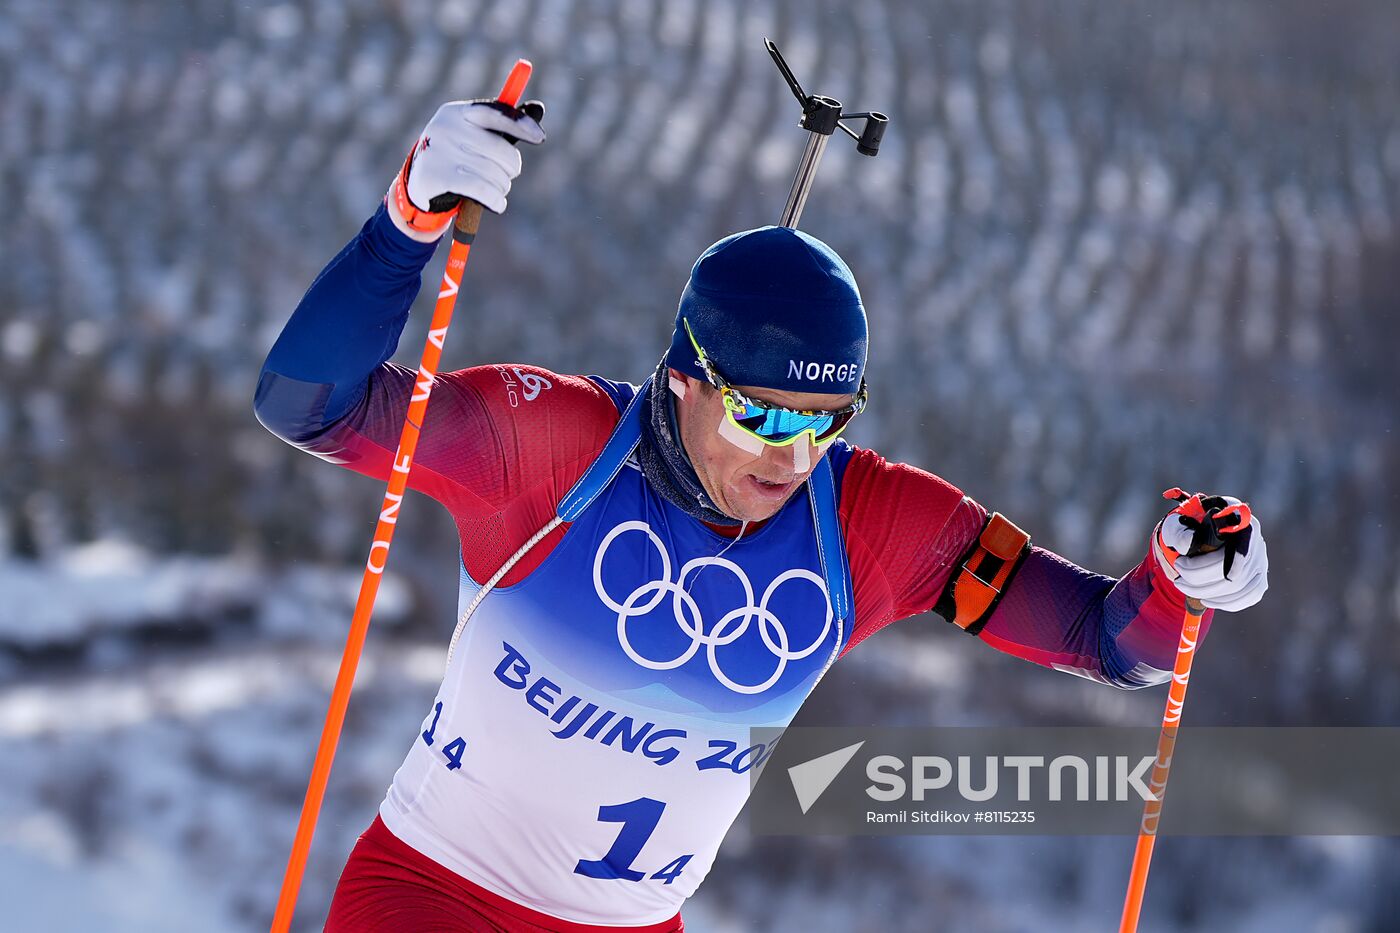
left=574, top=797, right=693, bottom=885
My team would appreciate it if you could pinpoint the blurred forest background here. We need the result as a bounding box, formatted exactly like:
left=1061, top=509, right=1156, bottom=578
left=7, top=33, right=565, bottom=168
left=2, top=0, right=1398, bottom=930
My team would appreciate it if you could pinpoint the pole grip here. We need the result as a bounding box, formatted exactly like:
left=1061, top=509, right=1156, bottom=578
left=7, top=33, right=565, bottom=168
left=455, top=201, right=485, bottom=237
left=455, top=58, right=533, bottom=237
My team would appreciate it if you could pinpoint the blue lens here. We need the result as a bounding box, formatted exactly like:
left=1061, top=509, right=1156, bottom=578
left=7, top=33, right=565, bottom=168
left=732, top=404, right=840, bottom=443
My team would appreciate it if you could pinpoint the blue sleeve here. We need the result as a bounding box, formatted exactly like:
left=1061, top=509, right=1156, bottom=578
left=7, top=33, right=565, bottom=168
left=583, top=375, right=639, bottom=414
left=254, top=203, right=439, bottom=441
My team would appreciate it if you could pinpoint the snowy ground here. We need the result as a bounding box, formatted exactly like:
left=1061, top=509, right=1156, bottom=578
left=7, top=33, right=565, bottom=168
left=0, top=549, right=1393, bottom=932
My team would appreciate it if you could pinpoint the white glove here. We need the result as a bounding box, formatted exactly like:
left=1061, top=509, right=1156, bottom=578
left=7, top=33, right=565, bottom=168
left=387, top=99, right=545, bottom=240
left=1151, top=496, right=1268, bottom=612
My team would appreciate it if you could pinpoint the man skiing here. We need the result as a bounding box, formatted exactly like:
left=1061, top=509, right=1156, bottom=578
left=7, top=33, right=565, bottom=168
left=254, top=97, right=1268, bottom=932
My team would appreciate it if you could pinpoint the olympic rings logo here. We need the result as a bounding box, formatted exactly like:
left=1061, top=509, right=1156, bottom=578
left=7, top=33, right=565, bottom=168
left=592, top=521, right=833, bottom=695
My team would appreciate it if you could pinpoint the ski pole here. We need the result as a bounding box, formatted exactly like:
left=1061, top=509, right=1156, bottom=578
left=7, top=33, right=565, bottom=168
left=269, top=59, right=534, bottom=933
left=1117, top=595, right=1206, bottom=933
left=1118, top=491, right=1253, bottom=932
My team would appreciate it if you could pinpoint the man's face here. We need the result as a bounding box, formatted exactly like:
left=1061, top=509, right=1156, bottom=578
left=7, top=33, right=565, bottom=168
left=669, top=368, right=856, bottom=523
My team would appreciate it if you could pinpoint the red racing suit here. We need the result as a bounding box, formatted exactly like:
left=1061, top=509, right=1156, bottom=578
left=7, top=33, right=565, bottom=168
left=255, top=204, right=1209, bottom=931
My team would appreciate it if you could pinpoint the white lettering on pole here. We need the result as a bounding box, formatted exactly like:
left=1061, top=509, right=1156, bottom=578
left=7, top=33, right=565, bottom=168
left=367, top=539, right=391, bottom=575
left=428, top=325, right=448, bottom=350
left=437, top=271, right=459, bottom=300
left=412, top=367, right=435, bottom=402
left=393, top=452, right=412, bottom=475
left=379, top=490, right=403, bottom=526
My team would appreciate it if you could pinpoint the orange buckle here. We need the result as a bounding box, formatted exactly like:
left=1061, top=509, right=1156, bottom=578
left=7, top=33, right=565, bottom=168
left=942, top=512, right=1030, bottom=634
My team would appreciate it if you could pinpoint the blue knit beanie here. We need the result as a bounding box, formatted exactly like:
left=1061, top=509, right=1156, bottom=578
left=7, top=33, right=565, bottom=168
left=665, top=226, right=867, bottom=394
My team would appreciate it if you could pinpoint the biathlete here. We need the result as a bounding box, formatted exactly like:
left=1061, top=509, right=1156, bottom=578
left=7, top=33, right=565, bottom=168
left=255, top=97, right=1268, bottom=932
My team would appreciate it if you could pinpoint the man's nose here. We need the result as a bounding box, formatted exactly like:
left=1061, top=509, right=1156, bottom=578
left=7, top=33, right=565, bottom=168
left=760, top=436, right=817, bottom=474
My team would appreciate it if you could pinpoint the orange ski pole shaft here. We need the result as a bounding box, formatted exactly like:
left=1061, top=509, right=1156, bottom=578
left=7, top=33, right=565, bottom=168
left=1118, top=596, right=1206, bottom=933
left=269, top=59, right=534, bottom=933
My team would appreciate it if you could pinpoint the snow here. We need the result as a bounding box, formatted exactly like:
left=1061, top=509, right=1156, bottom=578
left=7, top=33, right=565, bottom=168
left=4, top=0, right=1399, bottom=927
